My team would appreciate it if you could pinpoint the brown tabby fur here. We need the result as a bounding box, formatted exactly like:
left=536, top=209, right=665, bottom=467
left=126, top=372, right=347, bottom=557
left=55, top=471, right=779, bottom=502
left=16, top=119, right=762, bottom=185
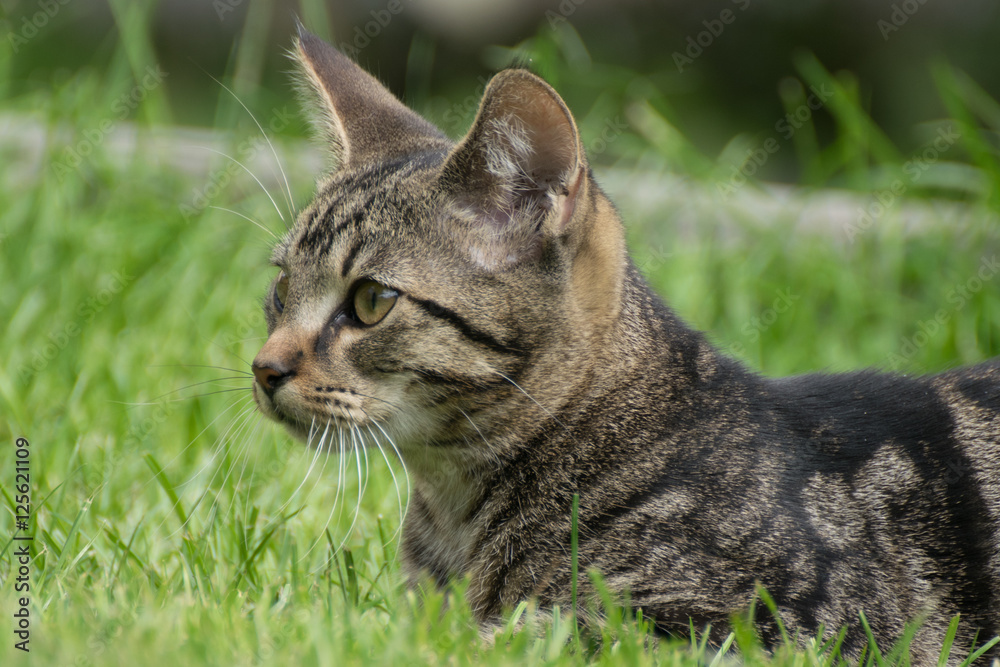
left=250, top=26, right=1000, bottom=662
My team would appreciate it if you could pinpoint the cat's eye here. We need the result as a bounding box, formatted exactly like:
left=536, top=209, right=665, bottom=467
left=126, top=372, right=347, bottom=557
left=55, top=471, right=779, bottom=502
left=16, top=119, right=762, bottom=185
left=352, top=280, right=398, bottom=326
left=273, top=272, right=289, bottom=313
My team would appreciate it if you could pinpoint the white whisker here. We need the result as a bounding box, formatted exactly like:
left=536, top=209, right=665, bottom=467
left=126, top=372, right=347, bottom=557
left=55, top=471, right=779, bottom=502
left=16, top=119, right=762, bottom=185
left=207, top=74, right=296, bottom=223
left=156, top=398, right=260, bottom=537
left=241, top=418, right=268, bottom=523
left=336, top=424, right=366, bottom=554
left=491, top=370, right=575, bottom=442
left=456, top=405, right=501, bottom=466
left=194, top=144, right=286, bottom=227
left=147, top=395, right=252, bottom=490
left=209, top=205, right=279, bottom=240
left=366, top=422, right=407, bottom=545
left=299, top=422, right=349, bottom=565
left=276, top=418, right=328, bottom=516
left=193, top=399, right=264, bottom=525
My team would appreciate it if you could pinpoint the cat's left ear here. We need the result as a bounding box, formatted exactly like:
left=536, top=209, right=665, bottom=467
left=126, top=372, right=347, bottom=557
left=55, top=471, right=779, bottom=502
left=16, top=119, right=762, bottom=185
left=293, top=26, right=448, bottom=170
left=438, top=69, right=587, bottom=266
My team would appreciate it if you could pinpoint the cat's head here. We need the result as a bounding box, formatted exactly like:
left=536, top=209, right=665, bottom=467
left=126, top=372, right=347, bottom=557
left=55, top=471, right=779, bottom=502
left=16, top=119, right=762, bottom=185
left=251, top=28, right=626, bottom=460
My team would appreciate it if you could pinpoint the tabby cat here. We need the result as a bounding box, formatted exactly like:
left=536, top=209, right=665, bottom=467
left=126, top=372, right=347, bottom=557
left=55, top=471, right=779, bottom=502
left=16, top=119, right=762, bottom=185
left=249, top=26, right=1000, bottom=661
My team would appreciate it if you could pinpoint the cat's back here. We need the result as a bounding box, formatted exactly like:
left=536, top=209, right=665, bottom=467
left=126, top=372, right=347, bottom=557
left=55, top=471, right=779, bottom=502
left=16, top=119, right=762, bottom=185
left=766, top=360, right=1000, bottom=470
left=752, top=362, right=1000, bottom=639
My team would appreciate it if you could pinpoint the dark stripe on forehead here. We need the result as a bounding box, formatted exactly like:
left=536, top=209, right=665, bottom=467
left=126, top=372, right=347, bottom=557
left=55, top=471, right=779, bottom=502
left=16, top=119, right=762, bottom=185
left=296, top=193, right=371, bottom=256
left=294, top=152, right=443, bottom=256
left=407, top=295, right=526, bottom=358
left=332, top=199, right=372, bottom=237
left=340, top=235, right=365, bottom=277
left=332, top=151, right=443, bottom=206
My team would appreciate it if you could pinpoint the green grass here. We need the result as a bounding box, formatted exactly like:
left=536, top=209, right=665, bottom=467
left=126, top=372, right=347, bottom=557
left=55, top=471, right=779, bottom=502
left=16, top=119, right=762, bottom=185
left=2, top=9, right=1000, bottom=667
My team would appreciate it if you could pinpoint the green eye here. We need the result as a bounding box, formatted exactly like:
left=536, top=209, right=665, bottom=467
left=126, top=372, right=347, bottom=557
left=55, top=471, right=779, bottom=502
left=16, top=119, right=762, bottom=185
left=353, top=280, right=398, bottom=325
left=274, top=272, right=289, bottom=312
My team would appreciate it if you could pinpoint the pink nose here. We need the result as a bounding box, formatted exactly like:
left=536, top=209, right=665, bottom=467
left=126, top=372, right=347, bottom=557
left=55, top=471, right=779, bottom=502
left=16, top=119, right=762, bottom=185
left=251, top=359, right=295, bottom=398
left=253, top=364, right=282, bottom=391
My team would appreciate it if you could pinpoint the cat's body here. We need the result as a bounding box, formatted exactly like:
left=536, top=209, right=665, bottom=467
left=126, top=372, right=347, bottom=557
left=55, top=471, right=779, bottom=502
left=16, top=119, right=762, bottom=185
left=250, top=26, right=1000, bottom=661
left=402, top=261, right=1000, bottom=659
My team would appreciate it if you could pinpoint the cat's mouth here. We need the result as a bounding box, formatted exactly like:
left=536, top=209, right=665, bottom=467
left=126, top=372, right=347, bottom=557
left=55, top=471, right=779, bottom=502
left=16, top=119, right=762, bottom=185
left=253, top=381, right=371, bottom=439
left=264, top=402, right=362, bottom=444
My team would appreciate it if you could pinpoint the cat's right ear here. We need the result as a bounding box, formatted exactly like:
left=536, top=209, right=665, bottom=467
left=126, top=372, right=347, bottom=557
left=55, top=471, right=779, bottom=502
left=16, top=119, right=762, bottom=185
left=437, top=69, right=588, bottom=268
left=293, top=26, right=448, bottom=170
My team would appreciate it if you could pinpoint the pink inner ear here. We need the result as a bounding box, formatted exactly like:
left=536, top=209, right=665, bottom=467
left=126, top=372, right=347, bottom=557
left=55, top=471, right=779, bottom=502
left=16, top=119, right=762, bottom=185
left=439, top=69, right=587, bottom=267
left=496, top=86, right=579, bottom=186
left=555, top=161, right=585, bottom=233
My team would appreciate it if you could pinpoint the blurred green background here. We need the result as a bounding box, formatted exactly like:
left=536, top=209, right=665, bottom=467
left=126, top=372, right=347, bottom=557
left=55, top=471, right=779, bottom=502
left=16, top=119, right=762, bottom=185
left=6, top=0, right=1000, bottom=179
left=1, top=0, right=999, bottom=665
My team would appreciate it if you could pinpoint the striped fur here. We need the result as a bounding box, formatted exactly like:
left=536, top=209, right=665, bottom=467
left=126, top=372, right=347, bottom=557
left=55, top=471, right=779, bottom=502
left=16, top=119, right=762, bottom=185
left=250, top=27, right=1000, bottom=662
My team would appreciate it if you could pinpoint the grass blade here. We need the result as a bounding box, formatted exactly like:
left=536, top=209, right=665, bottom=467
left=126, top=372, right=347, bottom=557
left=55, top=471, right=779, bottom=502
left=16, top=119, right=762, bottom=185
left=144, top=453, right=188, bottom=527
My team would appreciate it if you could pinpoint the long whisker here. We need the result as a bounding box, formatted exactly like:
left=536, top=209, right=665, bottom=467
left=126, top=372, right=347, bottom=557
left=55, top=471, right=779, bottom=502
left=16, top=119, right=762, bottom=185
left=360, top=428, right=371, bottom=508
left=276, top=418, right=328, bottom=516
left=239, top=416, right=275, bottom=524
left=193, top=144, right=286, bottom=226
left=148, top=364, right=253, bottom=376
left=125, top=387, right=252, bottom=406
left=155, top=397, right=259, bottom=536
left=455, top=406, right=500, bottom=466
left=177, top=401, right=259, bottom=513
left=175, top=403, right=259, bottom=520
left=336, top=424, right=367, bottom=555
left=145, top=376, right=256, bottom=403
left=193, top=400, right=264, bottom=524
left=205, top=72, right=296, bottom=223
left=146, top=395, right=253, bottom=492
left=491, top=369, right=575, bottom=439
left=299, top=423, right=348, bottom=566
left=366, top=422, right=407, bottom=545
left=369, top=419, right=410, bottom=501
left=209, top=205, right=280, bottom=240
left=220, top=409, right=269, bottom=519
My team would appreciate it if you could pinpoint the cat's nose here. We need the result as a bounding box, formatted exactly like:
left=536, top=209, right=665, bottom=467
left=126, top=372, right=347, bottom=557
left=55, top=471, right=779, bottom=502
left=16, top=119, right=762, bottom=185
left=253, top=330, right=305, bottom=398
left=252, top=360, right=294, bottom=397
